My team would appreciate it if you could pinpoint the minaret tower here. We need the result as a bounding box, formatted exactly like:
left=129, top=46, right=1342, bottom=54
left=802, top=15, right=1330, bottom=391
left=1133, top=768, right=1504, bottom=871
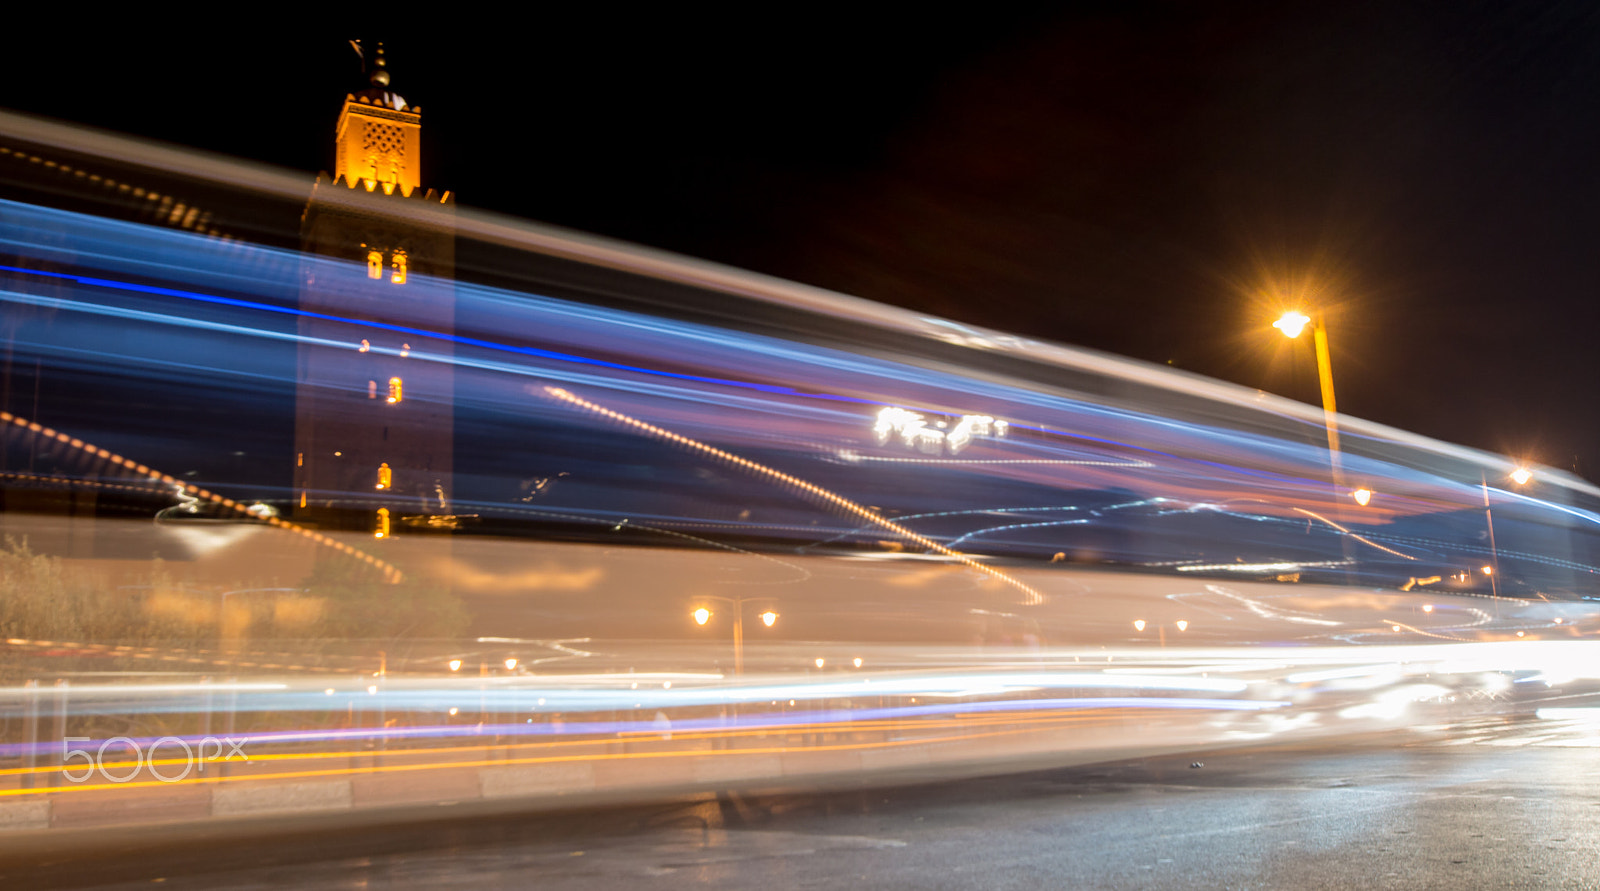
left=294, top=42, right=456, bottom=537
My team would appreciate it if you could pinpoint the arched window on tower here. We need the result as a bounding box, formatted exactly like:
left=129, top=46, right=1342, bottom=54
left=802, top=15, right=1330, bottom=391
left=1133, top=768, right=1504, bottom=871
left=376, top=463, right=392, bottom=490
left=374, top=507, right=391, bottom=539
left=390, top=249, right=408, bottom=284
left=366, top=250, right=383, bottom=279
left=387, top=377, right=403, bottom=404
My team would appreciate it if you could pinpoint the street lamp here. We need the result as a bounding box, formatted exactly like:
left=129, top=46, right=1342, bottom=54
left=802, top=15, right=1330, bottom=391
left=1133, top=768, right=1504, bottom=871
left=1277, top=308, right=1361, bottom=584
left=1479, top=466, right=1531, bottom=606
left=1274, top=309, right=1342, bottom=475
left=691, top=596, right=776, bottom=675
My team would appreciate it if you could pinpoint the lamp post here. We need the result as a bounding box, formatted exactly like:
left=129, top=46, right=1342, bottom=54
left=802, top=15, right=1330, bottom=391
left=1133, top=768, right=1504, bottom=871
left=1277, top=310, right=1366, bottom=584
left=1274, top=310, right=1343, bottom=480
left=1483, top=466, right=1534, bottom=610
left=692, top=596, right=777, bottom=676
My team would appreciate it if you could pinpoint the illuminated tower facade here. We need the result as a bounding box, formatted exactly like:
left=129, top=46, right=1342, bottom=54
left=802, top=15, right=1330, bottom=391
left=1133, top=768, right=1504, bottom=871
left=294, top=44, right=456, bottom=535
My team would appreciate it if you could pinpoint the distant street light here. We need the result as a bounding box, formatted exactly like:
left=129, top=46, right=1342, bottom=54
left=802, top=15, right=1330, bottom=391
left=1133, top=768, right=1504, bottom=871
left=1133, top=619, right=1147, bottom=632
left=691, top=596, right=777, bottom=675
left=1175, top=619, right=1189, bottom=632
left=1481, top=470, right=1504, bottom=604
left=1479, top=466, right=1534, bottom=607
left=1351, top=488, right=1373, bottom=507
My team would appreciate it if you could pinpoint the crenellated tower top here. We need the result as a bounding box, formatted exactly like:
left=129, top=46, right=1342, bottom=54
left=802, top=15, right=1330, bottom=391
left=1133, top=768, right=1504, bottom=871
left=333, top=42, right=426, bottom=197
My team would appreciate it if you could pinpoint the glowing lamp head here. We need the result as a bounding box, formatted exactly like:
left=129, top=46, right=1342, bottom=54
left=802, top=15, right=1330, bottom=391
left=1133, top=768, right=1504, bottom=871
left=448, top=659, right=462, bottom=672
left=760, top=610, right=777, bottom=627
left=1175, top=619, right=1189, bottom=632
left=814, top=657, right=825, bottom=669
left=853, top=657, right=863, bottom=668
left=1482, top=565, right=1494, bottom=576
left=1511, top=468, right=1533, bottom=486
left=1273, top=311, right=1311, bottom=339
left=1352, top=488, right=1373, bottom=506
left=1133, top=619, right=1146, bottom=632
left=693, top=607, right=711, bottom=625
left=1422, top=604, right=1434, bottom=613
left=504, top=658, right=518, bottom=671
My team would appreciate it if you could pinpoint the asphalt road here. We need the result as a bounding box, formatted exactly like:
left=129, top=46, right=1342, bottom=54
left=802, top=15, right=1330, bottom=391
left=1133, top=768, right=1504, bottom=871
left=6, top=712, right=1599, bottom=890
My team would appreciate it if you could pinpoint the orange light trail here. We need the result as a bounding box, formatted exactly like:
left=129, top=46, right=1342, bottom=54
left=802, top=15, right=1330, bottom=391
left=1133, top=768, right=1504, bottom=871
left=1291, top=507, right=1417, bottom=561
left=0, top=708, right=1153, bottom=798
left=0, top=706, right=1124, bottom=781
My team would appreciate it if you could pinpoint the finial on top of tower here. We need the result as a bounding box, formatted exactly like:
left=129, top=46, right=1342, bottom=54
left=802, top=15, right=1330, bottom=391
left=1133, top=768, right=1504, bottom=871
left=370, top=42, right=391, bottom=88
left=347, top=39, right=409, bottom=112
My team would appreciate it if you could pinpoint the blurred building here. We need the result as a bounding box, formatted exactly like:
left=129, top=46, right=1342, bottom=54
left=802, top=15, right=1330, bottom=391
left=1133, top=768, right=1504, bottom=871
left=293, top=43, right=457, bottom=536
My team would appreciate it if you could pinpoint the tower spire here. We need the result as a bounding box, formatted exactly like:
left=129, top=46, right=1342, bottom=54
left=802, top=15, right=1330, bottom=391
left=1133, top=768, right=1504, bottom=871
left=368, top=41, right=391, bottom=88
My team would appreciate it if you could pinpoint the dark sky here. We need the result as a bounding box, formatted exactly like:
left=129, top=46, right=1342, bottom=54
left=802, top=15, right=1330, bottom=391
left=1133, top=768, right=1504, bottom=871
left=4, top=3, right=1599, bottom=480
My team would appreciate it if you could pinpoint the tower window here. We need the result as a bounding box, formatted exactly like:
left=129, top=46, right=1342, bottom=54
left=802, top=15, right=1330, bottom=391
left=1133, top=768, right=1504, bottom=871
left=376, top=463, right=392, bottom=490
left=368, top=380, right=377, bottom=399
left=367, top=250, right=383, bottom=279
left=359, top=339, right=371, bottom=353
left=387, top=377, right=403, bottom=404
left=391, top=250, right=408, bottom=284
left=374, top=507, right=390, bottom=539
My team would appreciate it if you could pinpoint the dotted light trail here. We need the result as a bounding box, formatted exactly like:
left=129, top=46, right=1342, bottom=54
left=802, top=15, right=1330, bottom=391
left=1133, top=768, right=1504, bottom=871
left=544, top=387, right=1045, bottom=605
left=0, top=410, right=402, bottom=583
left=1292, top=507, right=1418, bottom=561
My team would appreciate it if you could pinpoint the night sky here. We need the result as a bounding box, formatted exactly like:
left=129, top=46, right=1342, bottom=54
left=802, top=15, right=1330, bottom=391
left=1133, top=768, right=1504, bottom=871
left=4, top=4, right=1598, bottom=480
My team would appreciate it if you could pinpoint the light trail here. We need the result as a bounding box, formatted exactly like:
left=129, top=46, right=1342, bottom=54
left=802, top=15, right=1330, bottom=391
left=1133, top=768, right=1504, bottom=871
left=0, top=707, right=1253, bottom=799
left=544, top=386, right=1048, bottom=605
left=0, top=708, right=1151, bottom=781
left=1292, top=506, right=1419, bottom=560
left=0, top=409, right=402, bottom=581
